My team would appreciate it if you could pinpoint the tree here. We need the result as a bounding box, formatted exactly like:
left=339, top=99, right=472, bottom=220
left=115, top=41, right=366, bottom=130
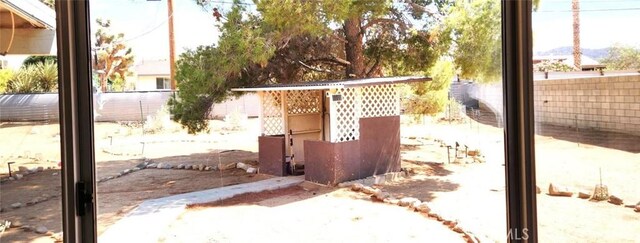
left=572, top=0, right=581, bottom=70
left=22, top=56, right=57, bottom=67
left=600, top=44, right=640, bottom=70
left=443, top=0, right=501, bottom=83
left=442, top=0, right=541, bottom=83
left=170, top=0, right=453, bottom=133
left=534, top=60, right=574, bottom=72
left=93, top=19, right=134, bottom=92
left=403, top=59, right=454, bottom=115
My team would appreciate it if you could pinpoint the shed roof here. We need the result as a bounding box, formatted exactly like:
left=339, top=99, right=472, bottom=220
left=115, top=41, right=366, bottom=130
left=231, top=76, right=431, bottom=92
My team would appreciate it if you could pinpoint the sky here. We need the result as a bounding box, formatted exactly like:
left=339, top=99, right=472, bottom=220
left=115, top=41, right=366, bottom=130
left=91, top=0, right=640, bottom=60
left=89, top=0, right=222, bottom=61
left=4, top=0, right=640, bottom=68
left=532, top=0, right=640, bottom=52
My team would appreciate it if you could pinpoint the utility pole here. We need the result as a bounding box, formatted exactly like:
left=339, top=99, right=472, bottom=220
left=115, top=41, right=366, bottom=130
left=167, top=0, right=177, bottom=90
left=572, top=0, right=581, bottom=70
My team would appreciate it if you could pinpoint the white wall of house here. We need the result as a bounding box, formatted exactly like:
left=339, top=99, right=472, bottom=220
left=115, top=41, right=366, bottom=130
left=135, top=75, right=171, bottom=91
left=0, top=29, right=56, bottom=55
left=210, top=93, right=260, bottom=118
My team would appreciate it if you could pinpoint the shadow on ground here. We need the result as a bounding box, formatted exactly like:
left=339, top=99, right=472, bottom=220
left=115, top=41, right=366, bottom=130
left=188, top=183, right=334, bottom=209
left=382, top=177, right=460, bottom=203
left=469, top=108, right=640, bottom=153
left=378, top=161, right=460, bottom=202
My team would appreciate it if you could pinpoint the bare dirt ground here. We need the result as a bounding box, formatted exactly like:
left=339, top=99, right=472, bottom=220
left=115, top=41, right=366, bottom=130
left=396, top=111, right=640, bottom=242
left=1, top=119, right=269, bottom=242
left=2, top=113, right=639, bottom=242
left=162, top=182, right=465, bottom=243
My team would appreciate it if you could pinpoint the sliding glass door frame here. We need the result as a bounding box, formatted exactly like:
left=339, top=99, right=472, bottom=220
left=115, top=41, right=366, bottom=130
left=502, top=0, right=538, bottom=242
left=56, top=1, right=97, bottom=242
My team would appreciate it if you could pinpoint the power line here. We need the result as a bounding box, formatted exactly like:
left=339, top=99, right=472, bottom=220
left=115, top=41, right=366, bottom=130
left=122, top=12, right=175, bottom=42
left=536, top=7, right=640, bottom=13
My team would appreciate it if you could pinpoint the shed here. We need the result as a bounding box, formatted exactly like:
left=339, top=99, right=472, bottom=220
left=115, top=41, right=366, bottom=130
left=232, top=76, right=431, bottom=185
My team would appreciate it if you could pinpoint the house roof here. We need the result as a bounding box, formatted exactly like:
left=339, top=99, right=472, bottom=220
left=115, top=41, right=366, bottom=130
left=231, top=76, right=431, bottom=92
left=0, top=0, right=56, bottom=29
left=135, top=60, right=170, bottom=76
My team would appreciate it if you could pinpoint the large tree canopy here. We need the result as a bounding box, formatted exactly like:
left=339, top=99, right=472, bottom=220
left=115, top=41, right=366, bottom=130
left=171, top=0, right=456, bottom=133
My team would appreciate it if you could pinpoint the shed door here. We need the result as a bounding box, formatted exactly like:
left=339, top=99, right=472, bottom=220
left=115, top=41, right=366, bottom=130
left=285, top=90, right=323, bottom=164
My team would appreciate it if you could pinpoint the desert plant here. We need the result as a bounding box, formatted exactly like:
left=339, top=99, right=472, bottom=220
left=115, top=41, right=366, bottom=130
left=8, top=66, right=39, bottom=93
left=6, top=60, right=58, bottom=93
left=0, top=69, right=13, bottom=93
left=36, top=60, right=58, bottom=91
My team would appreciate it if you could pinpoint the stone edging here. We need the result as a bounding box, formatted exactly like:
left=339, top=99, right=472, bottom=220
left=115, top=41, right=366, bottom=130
left=1, top=220, right=62, bottom=242
left=96, top=160, right=258, bottom=183
left=544, top=183, right=640, bottom=214
left=0, top=165, right=58, bottom=183
left=100, top=139, right=219, bottom=157
left=1, top=194, right=60, bottom=214
left=346, top=183, right=482, bottom=243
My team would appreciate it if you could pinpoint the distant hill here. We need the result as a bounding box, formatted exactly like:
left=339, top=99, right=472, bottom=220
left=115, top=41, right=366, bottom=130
left=536, top=47, right=609, bottom=61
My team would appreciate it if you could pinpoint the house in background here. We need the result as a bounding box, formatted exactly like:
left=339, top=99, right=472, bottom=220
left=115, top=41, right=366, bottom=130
left=131, top=59, right=171, bottom=91
left=533, top=55, right=606, bottom=71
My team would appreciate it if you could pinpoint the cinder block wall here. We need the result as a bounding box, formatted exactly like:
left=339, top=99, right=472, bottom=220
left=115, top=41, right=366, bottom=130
left=534, top=74, right=640, bottom=136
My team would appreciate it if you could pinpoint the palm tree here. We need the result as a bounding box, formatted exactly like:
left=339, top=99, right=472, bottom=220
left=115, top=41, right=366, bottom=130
left=572, top=0, right=581, bottom=70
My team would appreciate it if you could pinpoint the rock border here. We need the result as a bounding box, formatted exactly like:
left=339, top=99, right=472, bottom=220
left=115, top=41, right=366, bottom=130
left=100, top=138, right=220, bottom=157
left=0, top=165, right=59, bottom=184
left=2, top=220, right=61, bottom=242
left=2, top=193, right=60, bottom=214
left=97, top=160, right=259, bottom=184
left=346, top=183, right=481, bottom=243
left=543, top=183, right=638, bottom=214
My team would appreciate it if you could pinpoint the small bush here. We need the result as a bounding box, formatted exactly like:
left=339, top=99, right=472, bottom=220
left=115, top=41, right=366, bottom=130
left=6, top=60, right=58, bottom=93
left=144, top=105, right=174, bottom=133
left=223, top=109, right=247, bottom=131
left=534, top=60, right=574, bottom=72
left=0, top=69, right=14, bottom=93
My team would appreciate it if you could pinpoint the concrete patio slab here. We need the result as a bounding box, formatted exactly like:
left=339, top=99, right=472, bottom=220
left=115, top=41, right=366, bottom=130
left=99, top=176, right=304, bottom=243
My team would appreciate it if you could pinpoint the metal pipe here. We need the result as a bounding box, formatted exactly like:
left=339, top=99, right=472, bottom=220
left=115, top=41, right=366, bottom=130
left=8, top=162, right=15, bottom=177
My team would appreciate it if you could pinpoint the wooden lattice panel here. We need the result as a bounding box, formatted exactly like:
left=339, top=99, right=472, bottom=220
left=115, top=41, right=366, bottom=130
left=361, top=84, right=400, bottom=118
left=286, top=90, right=322, bottom=115
left=331, top=88, right=360, bottom=142
left=261, top=90, right=284, bottom=135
